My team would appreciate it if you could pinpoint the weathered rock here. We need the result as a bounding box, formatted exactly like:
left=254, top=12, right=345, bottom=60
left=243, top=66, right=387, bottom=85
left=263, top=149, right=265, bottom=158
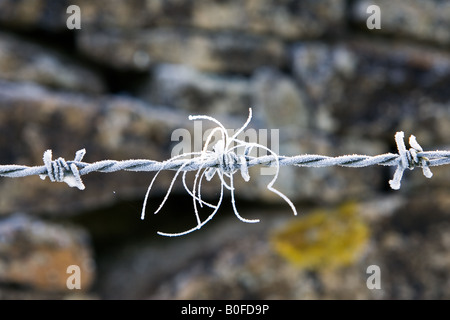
left=140, top=64, right=312, bottom=127
left=0, top=0, right=448, bottom=302
left=77, top=28, right=286, bottom=73
left=352, top=0, right=450, bottom=46
left=0, top=213, right=94, bottom=293
left=77, top=0, right=193, bottom=30
left=291, top=42, right=357, bottom=109
left=192, top=0, right=346, bottom=40
left=0, top=0, right=70, bottom=31
left=365, top=192, right=450, bottom=299
left=291, top=39, right=450, bottom=144
left=138, top=63, right=252, bottom=116
left=250, top=67, right=311, bottom=132
left=78, top=0, right=346, bottom=40
left=96, top=195, right=450, bottom=300
left=0, top=32, right=104, bottom=94
left=94, top=206, right=301, bottom=300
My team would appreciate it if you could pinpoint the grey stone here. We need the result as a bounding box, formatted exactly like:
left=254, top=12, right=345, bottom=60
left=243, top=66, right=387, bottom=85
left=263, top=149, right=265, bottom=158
left=97, top=194, right=450, bottom=299
left=0, top=213, right=94, bottom=293
left=250, top=67, right=311, bottom=132
left=0, top=32, right=105, bottom=94
left=352, top=0, right=450, bottom=46
left=291, top=39, right=450, bottom=144
left=77, top=28, right=286, bottom=73
left=79, top=0, right=346, bottom=40
left=0, top=0, right=448, bottom=301
left=0, top=0, right=70, bottom=31
left=138, top=63, right=252, bottom=116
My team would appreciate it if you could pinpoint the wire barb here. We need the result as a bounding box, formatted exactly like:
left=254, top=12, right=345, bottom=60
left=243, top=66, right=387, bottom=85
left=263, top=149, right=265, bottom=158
left=0, top=109, right=449, bottom=236
left=39, top=149, right=86, bottom=190
left=389, top=131, right=433, bottom=190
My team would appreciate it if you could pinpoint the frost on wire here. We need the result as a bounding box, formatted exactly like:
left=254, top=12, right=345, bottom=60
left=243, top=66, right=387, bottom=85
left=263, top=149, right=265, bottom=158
left=1, top=108, right=449, bottom=236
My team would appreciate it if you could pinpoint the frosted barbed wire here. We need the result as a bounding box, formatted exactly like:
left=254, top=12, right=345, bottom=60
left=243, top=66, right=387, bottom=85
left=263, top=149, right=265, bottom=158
left=1, top=108, right=449, bottom=236
left=1, top=136, right=449, bottom=184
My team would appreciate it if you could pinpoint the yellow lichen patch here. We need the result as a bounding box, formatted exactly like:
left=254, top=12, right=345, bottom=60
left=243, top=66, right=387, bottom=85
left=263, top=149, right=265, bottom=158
left=271, top=202, right=370, bottom=271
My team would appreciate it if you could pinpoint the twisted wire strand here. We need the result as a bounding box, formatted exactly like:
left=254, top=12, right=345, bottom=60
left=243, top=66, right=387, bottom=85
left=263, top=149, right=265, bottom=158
left=1, top=106, right=450, bottom=237
left=2, top=151, right=448, bottom=175
left=0, top=139, right=449, bottom=189
left=0, top=105, right=449, bottom=194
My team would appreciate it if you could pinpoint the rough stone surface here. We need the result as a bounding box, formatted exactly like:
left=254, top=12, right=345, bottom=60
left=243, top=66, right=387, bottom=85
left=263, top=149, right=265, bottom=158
left=95, top=195, right=450, bottom=300
left=0, top=0, right=70, bottom=31
left=77, top=28, right=286, bottom=73
left=251, top=67, right=311, bottom=131
left=139, top=63, right=252, bottom=116
left=0, top=0, right=448, bottom=300
left=0, top=213, right=94, bottom=294
left=78, top=0, right=346, bottom=40
left=291, top=39, right=450, bottom=144
left=352, top=0, right=450, bottom=46
left=0, top=32, right=104, bottom=94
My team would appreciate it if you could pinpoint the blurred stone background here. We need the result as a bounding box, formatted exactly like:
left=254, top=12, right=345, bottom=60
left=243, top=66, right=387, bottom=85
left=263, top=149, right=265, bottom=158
left=0, top=0, right=449, bottom=299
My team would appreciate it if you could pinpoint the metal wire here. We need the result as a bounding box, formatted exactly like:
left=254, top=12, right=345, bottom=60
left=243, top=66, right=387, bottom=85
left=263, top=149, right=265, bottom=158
left=0, top=133, right=449, bottom=190
left=1, top=108, right=449, bottom=236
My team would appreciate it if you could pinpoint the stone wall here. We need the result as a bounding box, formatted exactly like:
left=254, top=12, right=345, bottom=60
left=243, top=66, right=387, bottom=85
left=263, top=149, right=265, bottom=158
left=0, top=0, right=449, bottom=299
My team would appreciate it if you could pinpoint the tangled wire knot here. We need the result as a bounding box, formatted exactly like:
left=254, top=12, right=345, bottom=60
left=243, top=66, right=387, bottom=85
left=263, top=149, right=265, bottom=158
left=141, top=108, right=297, bottom=236
left=1, top=108, right=449, bottom=237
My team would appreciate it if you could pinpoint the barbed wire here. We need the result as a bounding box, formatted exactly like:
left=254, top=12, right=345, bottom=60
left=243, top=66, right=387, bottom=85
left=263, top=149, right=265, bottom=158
left=1, top=108, right=449, bottom=236
left=1, top=132, right=448, bottom=189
